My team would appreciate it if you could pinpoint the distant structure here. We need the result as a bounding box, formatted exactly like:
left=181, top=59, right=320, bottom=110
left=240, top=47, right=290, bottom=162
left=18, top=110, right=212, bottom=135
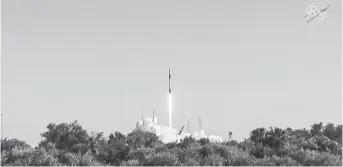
left=141, top=108, right=144, bottom=126
left=152, top=108, right=155, bottom=133
left=187, top=112, right=190, bottom=133
left=198, top=117, right=202, bottom=139
left=178, top=126, right=185, bottom=135
left=152, top=108, right=155, bottom=124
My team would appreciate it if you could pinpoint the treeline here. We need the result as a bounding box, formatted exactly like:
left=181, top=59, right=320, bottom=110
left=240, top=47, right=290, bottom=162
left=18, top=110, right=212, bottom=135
left=1, top=121, right=342, bottom=166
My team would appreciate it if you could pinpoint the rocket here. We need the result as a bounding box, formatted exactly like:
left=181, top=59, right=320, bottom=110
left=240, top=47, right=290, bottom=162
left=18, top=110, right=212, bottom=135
left=169, top=68, right=171, bottom=93
left=168, top=68, right=172, bottom=128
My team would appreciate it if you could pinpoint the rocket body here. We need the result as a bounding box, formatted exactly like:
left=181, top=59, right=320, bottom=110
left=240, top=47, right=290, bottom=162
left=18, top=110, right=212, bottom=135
left=169, top=69, right=171, bottom=93
left=168, top=69, right=172, bottom=128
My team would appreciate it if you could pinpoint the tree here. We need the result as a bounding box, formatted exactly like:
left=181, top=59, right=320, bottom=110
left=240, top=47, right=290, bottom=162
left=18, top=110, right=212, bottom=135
left=88, top=131, right=105, bottom=155
left=310, top=122, right=324, bottom=137
left=250, top=128, right=266, bottom=145
left=323, top=123, right=336, bottom=140
left=126, top=130, right=161, bottom=149
left=105, top=132, right=130, bottom=165
left=228, top=131, right=233, bottom=140
left=291, top=128, right=312, bottom=139
left=39, top=120, right=90, bottom=154
left=198, top=144, right=213, bottom=158
left=323, top=123, right=342, bottom=145
left=1, top=138, right=31, bottom=152
left=263, top=127, right=287, bottom=148
left=179, top=136, right=197, bottom=150
left=335, top=125, right=342, bottom=144
left=198, top=138, right=210, bottom=146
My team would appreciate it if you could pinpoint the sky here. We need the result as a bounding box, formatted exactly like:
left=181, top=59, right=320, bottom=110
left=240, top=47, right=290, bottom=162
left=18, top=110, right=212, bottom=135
left=2, top=0, right=342, bottom=146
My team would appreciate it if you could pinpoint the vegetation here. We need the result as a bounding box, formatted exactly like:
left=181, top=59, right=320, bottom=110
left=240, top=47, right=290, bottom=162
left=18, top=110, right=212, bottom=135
left=1, top=120, right=342, bottom=166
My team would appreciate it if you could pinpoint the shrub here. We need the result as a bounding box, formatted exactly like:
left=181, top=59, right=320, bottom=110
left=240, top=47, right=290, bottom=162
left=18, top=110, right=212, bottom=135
left=211, top=144, right=255, bottom=166
left=1, top=148, right=35, bottom=166
left=129, top=148, right=147, bottom=162
left=58, top=152, right=79, bottom=166
left=198, top=138, right=210, bottom=146
left=205, top=154, right=225, bottom=166
left=184, top=157, right=199, bottom=166
left=225, top=140, right=239, bottom=147
left=251, top=158, right=276, bottom=166
left=143, top=152, right=179, bottom=166
left=179, top=136, right=197, bottom=150
left=78, top=152, right=102, bottom=166
left=310, top=152, right=342, bottom=166
left=198, top=144, right=214, bottom=158
left=126, top=130, right=161, bottom=149
left=154, top=144, right=168, bottom=154
left=271, top=155, right=298, bottom=166
left=252, top=156, right=298, bottom=166
left=1, top=138, right=31, bottom=152
left=121, top=159, right=140, bottom=166
left=175, top=147, right=197, bottom=163
left=231, top=149, right=255, bottom=166
left=290, top=148, right=342, bottom=166
left=29, top=148, right=61, bottom=166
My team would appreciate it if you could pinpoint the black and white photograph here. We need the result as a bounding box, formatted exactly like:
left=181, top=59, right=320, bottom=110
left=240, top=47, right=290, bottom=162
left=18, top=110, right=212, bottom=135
left=1, top=0, right=342, bottom=166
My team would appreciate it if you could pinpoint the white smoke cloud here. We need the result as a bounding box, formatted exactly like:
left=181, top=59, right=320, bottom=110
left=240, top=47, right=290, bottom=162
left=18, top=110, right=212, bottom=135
left=134, top=117, right=223, bottom=143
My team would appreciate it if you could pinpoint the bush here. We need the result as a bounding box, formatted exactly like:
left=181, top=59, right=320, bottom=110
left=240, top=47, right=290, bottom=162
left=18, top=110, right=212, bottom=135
left=78, top=152, right=102, bottom=166
left=29, top=148, right=61, bottom=166
left=225, top=140, right=239, bottom=147
left=121, top=159, right=141, bottom=166
left=154, top=144, right=168, bottom=154
left=205, top=154, right=225, bottom=166
left=58, top=152, right=79, bottom=166
left=252, top=156, right=298, bottom=166
left=231, top=149, right=256, bottom=166
left=211, top=144, right=255, bottom=166
left=309, top=152, right=342, bottom=166
left=198, top=138, right=210, bottom=146
left=290, top=148, right=342, bottom=166
left=1, top=138, right=31, bottom=152
left=198, top=144, right=214, bottom=158
left=184, top=157, right=199, bottom=166
left=126, top=130, right=161, bottom=149
left=179, top=136, right=197, bottom=150
left=143, top=152, right=179, bottom=166
left=1, top=148, right=35, bottom=166
left=270, top=155, right=298, bottom=166
left=129, top=148, right=147, bottom=162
